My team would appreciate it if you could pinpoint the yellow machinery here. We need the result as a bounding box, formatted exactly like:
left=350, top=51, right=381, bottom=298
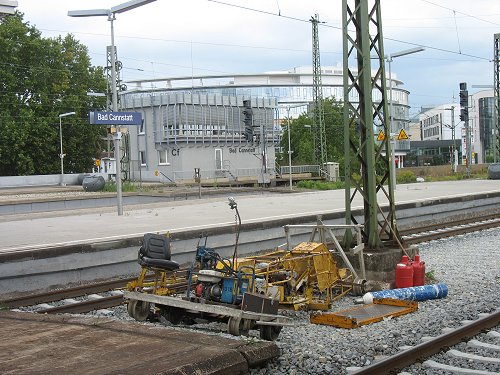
left=232, top=242, right=355, bottom=311
left=126, top=217, right=367, bottom=318
left=310, top=298, right=418, bottom=329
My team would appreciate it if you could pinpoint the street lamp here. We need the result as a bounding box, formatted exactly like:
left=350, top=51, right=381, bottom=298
left=68, top=0, right=156, bottom=215
left=443, top=106, right=458, bottom=172
left=386, top=47, right=425, bottom=190
left=281, top=104, right=307, bottom=190
left=58, top=111, right=76, bottom=186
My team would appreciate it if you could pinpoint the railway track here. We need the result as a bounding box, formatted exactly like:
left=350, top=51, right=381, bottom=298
left=401, top=214, right=500, bottom=244
left=351, top=309, right=500, bottom=374
left=2, top=214, right=498, bottom=315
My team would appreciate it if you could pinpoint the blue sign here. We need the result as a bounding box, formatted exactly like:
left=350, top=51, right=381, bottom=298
left=89, top=111, right=142, bottom=125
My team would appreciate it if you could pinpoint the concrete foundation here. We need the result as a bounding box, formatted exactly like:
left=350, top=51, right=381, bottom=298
left=345, top=245, right=419, bottom=286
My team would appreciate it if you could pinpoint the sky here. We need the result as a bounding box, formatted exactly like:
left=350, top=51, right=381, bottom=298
left=14, top=0, right=500, bottom=117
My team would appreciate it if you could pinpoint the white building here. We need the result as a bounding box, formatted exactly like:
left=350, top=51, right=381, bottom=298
left=119, top=66, right=411, bottom=183
left=419, top=104, right=462, bottom=141
left=418, top=89, right=495, bottom=164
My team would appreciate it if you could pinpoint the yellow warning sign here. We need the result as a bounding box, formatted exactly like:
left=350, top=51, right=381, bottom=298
left=154, top=170, right=159, bottom=177
left=397, top=129, right=409, bottom=140
left=377, top=130, right=385, bottom=141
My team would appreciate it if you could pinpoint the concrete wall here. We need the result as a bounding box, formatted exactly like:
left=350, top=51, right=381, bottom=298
left=1, top=190, right=499, bottom=298
left=0, top=173, right=109, bottom=188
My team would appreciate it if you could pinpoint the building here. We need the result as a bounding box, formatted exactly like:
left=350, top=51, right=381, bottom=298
left=416, top=90, right=494, bottom=164
left=469, top=90, right=495, bottom=163
left=419, top=104, right=462, bottom=141
left=118, top=66, right=411, bottom=183
left=119, top=93, right=278, bottom=184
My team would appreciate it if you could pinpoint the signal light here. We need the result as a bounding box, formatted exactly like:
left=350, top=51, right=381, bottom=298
left=459, top=107, right=468, bottom=122
left=242, top=99, right=253, bottom=141
left=459, top=82, right=468, bottom=109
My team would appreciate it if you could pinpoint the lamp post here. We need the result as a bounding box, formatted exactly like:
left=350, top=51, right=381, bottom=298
left=69, top=0, right=156, bottom=215
left=286, top=108, right=293, bottom=190
left=281, top=104, right=307, bottom=190
left=444, top=106, right=458, bottom=172
left=386, top=47, right=424, bottom=190
left=58, top=111, right=75, bottom=186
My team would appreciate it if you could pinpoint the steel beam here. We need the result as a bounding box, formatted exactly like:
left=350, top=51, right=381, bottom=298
left=494, top=34, right=500, bottom=162
left=311, top=14, right=327, bottom=167
left=342, top=0, right=399, bottom=249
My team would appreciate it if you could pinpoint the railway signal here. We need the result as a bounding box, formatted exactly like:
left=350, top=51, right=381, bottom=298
left=242, top=99, right=253, bottom=141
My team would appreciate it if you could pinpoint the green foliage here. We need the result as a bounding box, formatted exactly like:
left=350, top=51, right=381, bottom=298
left=278, top=98, right=356, bottom=175
left=102, top=181, right=137, bottom=192
left=425, top=269, right=436, bottom=283
left=0, top=13, right=107, bottom=176
left=396, top=171, right=417, bottom=184
left=296, top=180, right=344, bottom=190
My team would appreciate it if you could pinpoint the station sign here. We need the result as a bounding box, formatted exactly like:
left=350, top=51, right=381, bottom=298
left=89, top=111, right=142, bottom=125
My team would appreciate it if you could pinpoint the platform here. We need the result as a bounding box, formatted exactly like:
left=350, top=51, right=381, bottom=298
left=0, top=311, right=279, bottom=375
left=0, top=179, right=499, bottom=252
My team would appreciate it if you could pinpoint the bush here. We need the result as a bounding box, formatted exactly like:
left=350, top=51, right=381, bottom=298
left=296, top=180, right=344, bottom=190
left=396, top=171, right=417, bottom=184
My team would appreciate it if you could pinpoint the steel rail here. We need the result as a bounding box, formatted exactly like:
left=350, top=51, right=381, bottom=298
left=351, top=309, right=500, bottom=375
left=404, top=219, right=500, bottom=244
left=37, top=295, right=124, bottom=314
left=1, top=278, right=134, bottom=308
left=399, top=213, right=500, bottom=236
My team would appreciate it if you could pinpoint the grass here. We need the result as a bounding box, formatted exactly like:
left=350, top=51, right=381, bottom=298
left=102, top=181, right=138, bottom=193
left=296, top=167, right=489, bottom=191
left=425, top=269, right=437, bottom=283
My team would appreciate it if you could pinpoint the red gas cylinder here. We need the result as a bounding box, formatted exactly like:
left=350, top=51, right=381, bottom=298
left=395, top=255, right=414, bottom=289
left=412, top=254, right=426, bottom=286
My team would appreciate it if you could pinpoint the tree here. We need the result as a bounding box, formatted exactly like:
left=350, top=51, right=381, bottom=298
left=279, top=97, right=359, bottom=177
left=0, top=13, right=107, bottom=176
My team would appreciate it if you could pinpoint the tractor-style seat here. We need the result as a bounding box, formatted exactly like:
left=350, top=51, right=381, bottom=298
left=138, top=233, right=180, bottom=271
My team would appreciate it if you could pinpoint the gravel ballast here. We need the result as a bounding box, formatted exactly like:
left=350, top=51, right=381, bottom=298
left=84, top=228, right=500, bottom=374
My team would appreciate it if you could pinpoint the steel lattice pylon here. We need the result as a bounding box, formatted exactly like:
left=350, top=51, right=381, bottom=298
left=311, top=14, right=327, bottom=166
left=494, top=34, right=500, bottom=163
left=342, top=0, right=399, bottom=249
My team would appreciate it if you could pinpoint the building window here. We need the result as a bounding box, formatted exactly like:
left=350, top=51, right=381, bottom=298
left=139, top=119, right=145, bottom=134
left=215, top=148, right=223, bottom=170
left=158, top=150, right=168, bottom=165
left=140, top=151, right=146, bottom=166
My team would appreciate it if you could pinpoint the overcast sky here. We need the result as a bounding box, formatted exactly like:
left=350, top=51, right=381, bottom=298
left=15, top=0, right=500, bottom=116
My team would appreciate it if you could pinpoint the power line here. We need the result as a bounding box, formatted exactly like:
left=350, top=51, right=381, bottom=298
left=206, top=0, right=490, bottom=61
left=419, top=0, right=500, bottom=27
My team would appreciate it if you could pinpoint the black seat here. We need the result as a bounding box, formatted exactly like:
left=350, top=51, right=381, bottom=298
left=138, top=233, right=180, bottom=271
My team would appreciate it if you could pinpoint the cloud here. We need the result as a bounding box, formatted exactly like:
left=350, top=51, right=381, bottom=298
left=15, top=0, right=500, bottom=110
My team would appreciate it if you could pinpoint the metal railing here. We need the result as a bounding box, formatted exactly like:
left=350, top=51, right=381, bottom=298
left=172, top=168, right=275, bottom=182
left=279, top=164, right=321, bottom=176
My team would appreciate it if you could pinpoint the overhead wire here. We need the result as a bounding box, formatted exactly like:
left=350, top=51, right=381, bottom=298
left=206, top=0, right=490, bottom=61
left=419, top=0, right=500, bottom=27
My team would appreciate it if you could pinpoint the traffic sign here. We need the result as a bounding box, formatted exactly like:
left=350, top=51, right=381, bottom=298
left=397, top=129, right=409, bottom=140
left=377, top=130, right=385, bottom=141
left=89, top=111, right=142, bottom=125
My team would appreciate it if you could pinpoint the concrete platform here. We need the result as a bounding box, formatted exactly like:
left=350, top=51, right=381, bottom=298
left=1, top=179, right=499, bottom=252
left=0, top=311, right=279, bottom=375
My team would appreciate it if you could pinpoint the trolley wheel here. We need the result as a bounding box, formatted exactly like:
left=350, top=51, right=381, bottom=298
left=127, top=299, right=150, bottom=321
left=227, top=317, right=250, bottom=336
left=259, top=325, right=282, bottom=341
left=353, top=277, right=367, bottom=296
